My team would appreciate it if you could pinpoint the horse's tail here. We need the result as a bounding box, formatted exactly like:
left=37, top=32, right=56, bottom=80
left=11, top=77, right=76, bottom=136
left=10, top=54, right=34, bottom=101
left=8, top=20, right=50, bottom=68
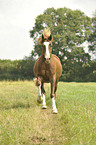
left=33, top=77, right=41, bottom=86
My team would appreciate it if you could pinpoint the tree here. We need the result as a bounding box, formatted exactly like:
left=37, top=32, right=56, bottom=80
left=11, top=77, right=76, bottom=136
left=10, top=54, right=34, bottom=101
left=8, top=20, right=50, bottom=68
left=30, top=7, right=92, bottom=64
left=88, top=11, right=96, bottom=57
left=29, top=7, right=94, bottom=82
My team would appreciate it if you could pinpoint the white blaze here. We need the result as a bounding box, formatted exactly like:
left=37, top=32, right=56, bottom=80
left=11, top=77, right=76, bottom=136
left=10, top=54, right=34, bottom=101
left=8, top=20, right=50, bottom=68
left=44, top=42, right=50, bottom=59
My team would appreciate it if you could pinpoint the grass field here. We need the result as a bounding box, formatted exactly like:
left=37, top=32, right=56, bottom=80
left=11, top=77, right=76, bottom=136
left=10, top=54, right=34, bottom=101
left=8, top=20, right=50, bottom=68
left=0, top=81, right=96, bottom=145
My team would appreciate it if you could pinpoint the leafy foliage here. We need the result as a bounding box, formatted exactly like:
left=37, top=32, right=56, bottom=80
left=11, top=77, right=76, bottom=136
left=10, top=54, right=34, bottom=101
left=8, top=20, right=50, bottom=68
left=30, top=7, right=92, bottom=64
left=0, top=59, right=96, bottom=82
left=29, top=7, right=96, bottom=82
left=0, top=59, right=35, bottom=80
left=88, top=11, right=96, bottom=55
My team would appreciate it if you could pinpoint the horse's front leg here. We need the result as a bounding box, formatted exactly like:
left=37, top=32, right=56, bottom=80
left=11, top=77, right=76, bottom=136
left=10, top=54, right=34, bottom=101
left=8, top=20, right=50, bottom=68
left=41, top=82, right=47, bottom=109
left=51, top=75, right=58, bottom=114
left=37, top=83, right=43, bottom=104
left=36, top=77, right=43, bottom=104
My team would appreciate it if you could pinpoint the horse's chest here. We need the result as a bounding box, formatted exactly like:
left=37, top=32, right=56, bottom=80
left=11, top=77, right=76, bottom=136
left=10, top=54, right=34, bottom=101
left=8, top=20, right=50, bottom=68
left=39, top=65, right=52, bottom=80
left=41, top=69, right=50, bottom=77
left=38, top=62, right=56, bottom=81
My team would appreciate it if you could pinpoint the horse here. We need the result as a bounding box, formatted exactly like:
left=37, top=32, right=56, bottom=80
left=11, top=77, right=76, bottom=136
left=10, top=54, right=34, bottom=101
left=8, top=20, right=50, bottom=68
left=33, top=28, right=62, bottom=114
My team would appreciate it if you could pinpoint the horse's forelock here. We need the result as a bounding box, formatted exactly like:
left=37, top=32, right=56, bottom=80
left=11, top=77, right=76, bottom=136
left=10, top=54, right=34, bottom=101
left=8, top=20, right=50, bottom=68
left=43, top=28, right=51, bottom=37
left=38, top=28, right=53, bottom=45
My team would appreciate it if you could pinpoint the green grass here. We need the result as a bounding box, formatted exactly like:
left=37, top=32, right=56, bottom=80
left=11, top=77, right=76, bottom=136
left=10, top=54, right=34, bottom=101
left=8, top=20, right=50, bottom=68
left=0, top=81, right=96, bottom=145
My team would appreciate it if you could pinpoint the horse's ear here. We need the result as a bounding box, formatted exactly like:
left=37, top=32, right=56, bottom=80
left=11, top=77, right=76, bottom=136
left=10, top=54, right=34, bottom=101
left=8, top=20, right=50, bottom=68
left=48, top=35, right=53, bottom=41
left=42, top=34, right=44, bottom=40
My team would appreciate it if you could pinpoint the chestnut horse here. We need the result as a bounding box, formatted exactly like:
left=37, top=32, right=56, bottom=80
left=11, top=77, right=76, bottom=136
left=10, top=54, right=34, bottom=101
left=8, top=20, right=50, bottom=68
left=34, top=28, right=62, bottom=113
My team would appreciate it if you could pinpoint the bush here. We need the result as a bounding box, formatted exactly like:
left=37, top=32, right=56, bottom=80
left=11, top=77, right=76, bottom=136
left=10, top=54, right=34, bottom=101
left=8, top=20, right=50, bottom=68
left=0, top=59, right=35, bottom=80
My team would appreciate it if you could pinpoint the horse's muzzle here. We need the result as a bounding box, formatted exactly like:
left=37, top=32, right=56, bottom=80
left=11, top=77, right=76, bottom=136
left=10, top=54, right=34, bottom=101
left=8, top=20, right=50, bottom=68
left=44, top=58, right=50, bottom=64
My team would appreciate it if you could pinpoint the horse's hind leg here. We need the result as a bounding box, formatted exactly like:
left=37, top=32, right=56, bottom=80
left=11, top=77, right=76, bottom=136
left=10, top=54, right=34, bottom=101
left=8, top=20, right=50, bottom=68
left=54, top=78, right=59, bottom=97
left=41, top=83, right=47, bottom=109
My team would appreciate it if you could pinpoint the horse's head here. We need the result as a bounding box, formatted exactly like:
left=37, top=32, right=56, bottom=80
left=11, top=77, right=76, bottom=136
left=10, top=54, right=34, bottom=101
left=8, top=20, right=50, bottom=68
left=42, top=34, right=53, bottom=64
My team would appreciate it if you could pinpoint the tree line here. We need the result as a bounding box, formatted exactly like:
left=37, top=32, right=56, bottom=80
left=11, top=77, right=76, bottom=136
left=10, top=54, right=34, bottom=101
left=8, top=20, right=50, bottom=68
left=0, top=59, right=35, bottom=80
left=0, top=58, right=96, bottom=82
left=0, top=7, right=96, bottom=82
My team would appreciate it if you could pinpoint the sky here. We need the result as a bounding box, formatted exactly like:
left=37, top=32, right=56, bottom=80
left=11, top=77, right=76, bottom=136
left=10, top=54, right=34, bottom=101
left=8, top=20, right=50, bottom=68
left=0, top=0, right=96, bottom=60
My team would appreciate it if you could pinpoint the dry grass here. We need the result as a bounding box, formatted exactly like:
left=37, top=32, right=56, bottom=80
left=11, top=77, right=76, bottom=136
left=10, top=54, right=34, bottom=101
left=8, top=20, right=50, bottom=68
left=0, top=81, right=96, bottom=144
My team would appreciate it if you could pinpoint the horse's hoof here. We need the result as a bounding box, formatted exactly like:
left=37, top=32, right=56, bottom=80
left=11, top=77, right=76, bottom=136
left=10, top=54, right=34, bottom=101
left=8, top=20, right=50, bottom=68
left=52, top=109, right=58, bottom=114
left=37, top=96, right=43, bottom=104
left=41, top=105, right=47, bottom=109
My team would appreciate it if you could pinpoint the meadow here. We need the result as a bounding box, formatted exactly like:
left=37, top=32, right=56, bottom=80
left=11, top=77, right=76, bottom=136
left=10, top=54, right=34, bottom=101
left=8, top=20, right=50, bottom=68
left=0, top=81, right=96, bottom=145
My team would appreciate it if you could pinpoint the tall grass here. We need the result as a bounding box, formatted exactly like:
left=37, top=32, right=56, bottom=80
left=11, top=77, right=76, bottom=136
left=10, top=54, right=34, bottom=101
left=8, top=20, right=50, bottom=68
left=0, top=81, right=96, bottom=145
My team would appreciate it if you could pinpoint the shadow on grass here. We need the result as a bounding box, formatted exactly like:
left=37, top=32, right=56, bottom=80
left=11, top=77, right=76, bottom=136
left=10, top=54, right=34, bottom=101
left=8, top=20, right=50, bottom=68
left=0, top=102, right=34, bottom=110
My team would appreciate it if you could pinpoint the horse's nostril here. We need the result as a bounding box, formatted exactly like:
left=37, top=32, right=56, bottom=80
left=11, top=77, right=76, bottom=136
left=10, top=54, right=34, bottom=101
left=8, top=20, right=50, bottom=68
left=44, top=58, right=50, bottom=61
left=46, top=58, right=50, bottom=61
left=44, top=58, right=50, bottom=64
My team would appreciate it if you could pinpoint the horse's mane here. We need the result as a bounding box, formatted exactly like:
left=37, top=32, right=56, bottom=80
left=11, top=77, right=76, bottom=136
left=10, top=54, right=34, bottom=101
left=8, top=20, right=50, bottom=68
left=38, top=28, right=52, bottom=45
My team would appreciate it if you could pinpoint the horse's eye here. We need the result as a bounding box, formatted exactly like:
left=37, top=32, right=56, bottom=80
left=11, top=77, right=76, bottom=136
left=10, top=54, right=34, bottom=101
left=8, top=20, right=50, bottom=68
left=43, top=45, right=46, bottom=50
left=49, top=43, right=51, bottom=46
